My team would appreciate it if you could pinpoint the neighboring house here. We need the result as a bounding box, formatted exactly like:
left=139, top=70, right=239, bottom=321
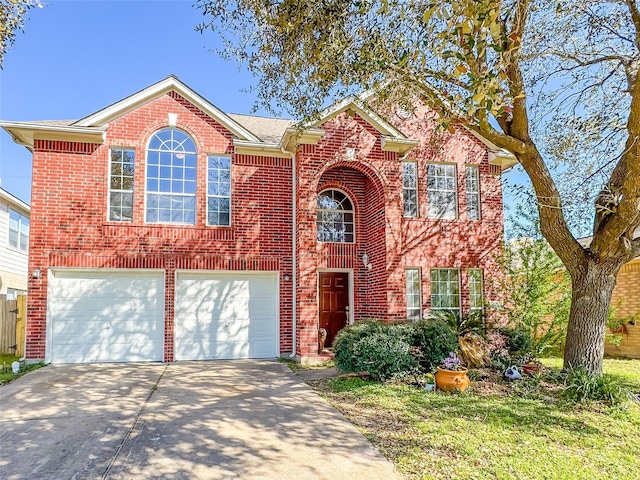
left=0, top=76, right=515, bottom=364
left=579, top=227, right=640, bottom=359
left=0, top=186, right=29, bottom=300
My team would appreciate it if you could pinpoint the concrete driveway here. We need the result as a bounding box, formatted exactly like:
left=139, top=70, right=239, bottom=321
left=0, top=361, right=400, bottom=480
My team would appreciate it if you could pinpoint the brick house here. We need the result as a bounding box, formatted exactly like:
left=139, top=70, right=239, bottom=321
left=1, top=76, right=515, bottom=364
left=605, top=228, right=640, bottom=358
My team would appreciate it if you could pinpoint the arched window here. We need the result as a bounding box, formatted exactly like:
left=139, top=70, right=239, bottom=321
left=316, top=189, right=354, bottom=243
left=145, top=128, right=197, bottom=224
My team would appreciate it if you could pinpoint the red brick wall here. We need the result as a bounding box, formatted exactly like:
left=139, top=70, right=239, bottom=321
left=294, top=110, right=504, bottom=359
left=27, top=92, right=293, bottom=361
left=605, top=258, right=640, bottom=358
left=26, top=93, right=505, bottom=363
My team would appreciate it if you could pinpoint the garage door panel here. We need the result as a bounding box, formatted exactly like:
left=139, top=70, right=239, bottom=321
left=175, top=272, right=278, bottom=360
left=49, top=270, right=164, bottom=364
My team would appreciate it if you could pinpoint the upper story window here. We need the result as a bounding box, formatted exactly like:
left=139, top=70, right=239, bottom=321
left=109, top=148, right=135, bottom=222
left=465, top=166, right=481, bottom=220
left=145, top=129, right=197, bottom=224
left=317, top=189, right=354, bottom=243
left=8, top=208, right=29, bottom=251
left=402, top=161, right=418, bottom=217
left=430, top=268, right=460, bottom=311
left=427, top=164, right=457, bottom=219
left=207, top=156, right=231, bottom=226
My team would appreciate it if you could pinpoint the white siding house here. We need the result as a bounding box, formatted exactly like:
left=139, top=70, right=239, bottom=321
left=0, top=187, right=30, bottom=299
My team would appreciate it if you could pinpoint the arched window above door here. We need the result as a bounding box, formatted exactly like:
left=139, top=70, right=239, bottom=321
left=316, top=189, right=355, bottom=243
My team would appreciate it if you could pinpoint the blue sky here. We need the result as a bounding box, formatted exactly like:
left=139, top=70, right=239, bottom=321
left=0, top=0, right=526, bottom=208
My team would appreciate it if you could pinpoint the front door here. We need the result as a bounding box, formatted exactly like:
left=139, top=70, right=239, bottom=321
left=319, top=272, right=349, bottom=347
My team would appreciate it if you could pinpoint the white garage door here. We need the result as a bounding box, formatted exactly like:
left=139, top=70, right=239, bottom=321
left=48, top=270, right=165, bottom=363
left=175, top=272, right=278, bottom=360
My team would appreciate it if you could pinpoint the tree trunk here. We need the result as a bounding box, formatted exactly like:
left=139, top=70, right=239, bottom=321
left=563, top=261, right=619, bottom=374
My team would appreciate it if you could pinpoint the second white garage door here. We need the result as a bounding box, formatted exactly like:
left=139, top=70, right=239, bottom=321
left=174, top=271, right=279, bottom=360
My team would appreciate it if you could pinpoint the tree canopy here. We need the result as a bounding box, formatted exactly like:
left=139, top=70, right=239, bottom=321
left=197, top=0, right=640, bottom=373
left=0, top=0, right=41, bottom=66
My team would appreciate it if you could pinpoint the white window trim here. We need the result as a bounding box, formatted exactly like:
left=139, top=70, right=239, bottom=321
left=427, top=162, right=458, bottom=220
left=144, top=128, right=197, bottom=225
left=8, top=208, right=29, bottom=252
left=316, top=188, right=356, bottom=244
left=465, top=165, right=481, bottom=221
left=402, top=160, right=419, bottom=218
left=206, top=154, right=232, bottom=227
left=406, top=267, right=422, bottom=321
left=107, top=147, right=135, bottom=223
left=430, top=268, right=461, bottom=313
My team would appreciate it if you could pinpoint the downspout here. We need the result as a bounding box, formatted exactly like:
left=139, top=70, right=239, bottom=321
left=281, top=147, right=297, bottom=359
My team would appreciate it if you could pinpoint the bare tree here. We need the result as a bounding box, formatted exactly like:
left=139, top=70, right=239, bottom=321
left=196, top=0, right=640, bottom=373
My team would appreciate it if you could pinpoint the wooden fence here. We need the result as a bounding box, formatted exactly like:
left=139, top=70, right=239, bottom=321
left=0, top=295, right=26, bottom=357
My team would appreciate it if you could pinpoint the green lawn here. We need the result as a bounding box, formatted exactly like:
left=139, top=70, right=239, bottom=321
left=0, top=354, right=45, bottom=385
left=308, top=358, right=640, bottom=480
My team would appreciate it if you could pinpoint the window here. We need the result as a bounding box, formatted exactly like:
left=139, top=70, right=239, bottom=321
left=207, top=156, right=231, bottom=226
left=8, top=208, right=29, bottom=251
left=427, top=164, right=457, bottom=219
left=469, top=269, right=484, bottom=310
left=317, top=189, right=354, bottom=243
left=109, top=148, right=135, bottom=222
left=465, top=166, right=480, bottom=220
left=6, top=288, right=26, bottom=300
left=402, top=161, right=418, bottom=217
left=146, top=129, right=197, bottom=224
left=430, top=268, right=460, bottom=311
left=406, top=268, right=422, bottom=321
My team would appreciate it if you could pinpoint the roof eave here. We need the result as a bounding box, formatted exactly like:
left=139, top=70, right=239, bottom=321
left=0, top=187, right=30, bottom=212
left=381, top=136, right=419, bottom=155
left=0, top=122, right=106, bottom=150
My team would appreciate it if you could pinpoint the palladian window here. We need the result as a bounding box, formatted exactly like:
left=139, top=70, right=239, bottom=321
left=316, top=189, right=354, bottom=243
left=145, top=128, right=197, bottom=224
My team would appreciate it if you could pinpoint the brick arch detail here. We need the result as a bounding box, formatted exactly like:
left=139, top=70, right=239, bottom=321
left=312, top=160, right=387, bottom=203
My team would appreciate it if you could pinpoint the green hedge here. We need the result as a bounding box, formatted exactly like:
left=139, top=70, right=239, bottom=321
left=333, top=319, right=458, bottom=381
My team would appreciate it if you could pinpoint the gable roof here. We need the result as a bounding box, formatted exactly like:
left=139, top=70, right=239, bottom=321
left=228, top=114, right=295, bottom=144
left=74, top=75, right=261, bottom=142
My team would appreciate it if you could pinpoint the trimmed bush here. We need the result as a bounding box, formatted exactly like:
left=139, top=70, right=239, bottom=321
left=406, top=319, right=459, bottom=371
left=334, top=321, right=418, bottom=381
left=499, top=327, right=533, bottom=356
left=333, top=318, right=459, bottom=381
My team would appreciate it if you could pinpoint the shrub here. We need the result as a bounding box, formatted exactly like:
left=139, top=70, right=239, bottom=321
left=499, top=327, right=533, bottom=357
left=562, top=368, right=628, bottom=406
left=405, top=319, right=459, bottom=371
left=333, top=321, right=419, bottom=381
left=333, top=320, right=388, bottom=373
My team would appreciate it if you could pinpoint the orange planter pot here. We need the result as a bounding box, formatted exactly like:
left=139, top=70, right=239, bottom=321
left=435, top=367, right=470, bottom=392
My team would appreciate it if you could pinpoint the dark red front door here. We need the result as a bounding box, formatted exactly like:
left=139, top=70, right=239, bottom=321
left=319, top=272, right=349, bottom=347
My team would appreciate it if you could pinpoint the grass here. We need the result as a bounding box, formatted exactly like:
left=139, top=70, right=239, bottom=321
left=307, top=358, right=640, bottom=480
left=0, top=354, right=45, bottom=385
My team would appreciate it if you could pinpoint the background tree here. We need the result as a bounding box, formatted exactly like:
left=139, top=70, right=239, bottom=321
left=196, top=0, right=640, bottom=373
left=0, top=0, right=41, bottom=66
left=499, top=201, right=572, bottom=357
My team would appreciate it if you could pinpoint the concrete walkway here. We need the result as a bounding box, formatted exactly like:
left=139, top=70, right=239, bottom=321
left=0, top=361, right=400, bottom=480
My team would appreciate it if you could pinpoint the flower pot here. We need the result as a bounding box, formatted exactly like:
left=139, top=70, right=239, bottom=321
left=521, top=363, right=542, bottom=377
left=435, top=367, right=470, bottom=392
